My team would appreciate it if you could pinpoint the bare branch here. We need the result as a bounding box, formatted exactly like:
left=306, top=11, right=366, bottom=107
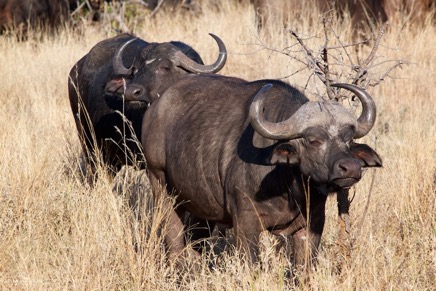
left=368, top=59, right=412, bottom=69
left=368, top=60, right=409, bottom=87
left=277, top=65, right=309, bottom=80
left=362, top=21, right=389, bottom=68
left=323, top=15, right=335, bottom=100
left=84, top=0, right=93, bottom=11
left=289, top=29, right=326, bottom=74
left=351, top=22, right=389, bottom=86
left=261, top=43, right=314, bottom=68
left=259, top=7, right=406, bottom=101
left=330, top=26, right=362, bottom=67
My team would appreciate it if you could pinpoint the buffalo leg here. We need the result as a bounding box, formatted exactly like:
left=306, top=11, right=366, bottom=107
left=185, top=214, right=216, bottom=253
left=233, top=215, right=262, bottom=264
left=148, top=170, right=187, bottom=260
left=292, top=197, right=326, bottom=274
left=232, top=187, right=263, bottom=264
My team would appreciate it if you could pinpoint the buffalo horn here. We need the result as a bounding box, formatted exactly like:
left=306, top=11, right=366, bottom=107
left=175, top=33, right=227, bottom=74
left=113, top=38, right=138, bottom=76
left=331, top=83, right=377, bottom=139
left=249, top=84, right=306, bottom=140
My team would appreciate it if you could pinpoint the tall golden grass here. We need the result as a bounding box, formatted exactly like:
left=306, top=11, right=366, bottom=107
left=0, top=3, right=434, bottom=290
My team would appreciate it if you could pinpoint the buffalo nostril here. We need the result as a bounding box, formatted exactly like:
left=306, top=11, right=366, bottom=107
left=331, top=159, right=362, bottom=186
left=338, top=163, right=348, bottom=173
left=133, top=88, right=143, bottom=96
left=336, top=159, right=361, bottom=176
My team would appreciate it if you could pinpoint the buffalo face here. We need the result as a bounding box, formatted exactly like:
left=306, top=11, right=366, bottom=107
left=251, top=83, right=382, bottom=190
left=111, top=33, right=227, bottom=104
left=270, top=125, right=382, bottom=190
left=104, top=76, right=149, bottom=106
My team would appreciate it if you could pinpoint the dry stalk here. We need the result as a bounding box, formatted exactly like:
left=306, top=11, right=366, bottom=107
left=353, top=167, right=377, bottom=242
left=336, top=189, right=352, bottom=276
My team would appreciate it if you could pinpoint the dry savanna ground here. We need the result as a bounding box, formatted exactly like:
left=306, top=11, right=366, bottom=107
left=0, top=2, right=434, bottom=290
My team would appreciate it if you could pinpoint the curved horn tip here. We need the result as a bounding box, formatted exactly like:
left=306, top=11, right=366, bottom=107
left=263, top=83, right=273, bottom=90
left=330, top=83, right=377, bottom=139
left=255, top=83, right=272, bottom=99
left=249, top=83, right=302, bottom=140
left=120, top=37, right=138, bottom=49
left=208, top=33, right=227, bottom=52
left=176, top=33, right=227, bottom=74
left=253, top=83, right=273, bottom=102
left=113, top=37, right=138, bottom=76
left=251, top=84, right=273, bottom=110
left=208, top=33, right=219, bottom=40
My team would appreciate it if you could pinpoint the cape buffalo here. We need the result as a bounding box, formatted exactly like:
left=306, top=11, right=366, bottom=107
left=68, top=33, right=227, bottom=174
left=142, top=75, right=382, bottom=269
left=0, top=0, right=73, bottom=34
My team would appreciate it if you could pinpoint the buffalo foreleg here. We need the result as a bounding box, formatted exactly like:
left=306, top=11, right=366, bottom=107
left=147, top=170, right=193, bottom=265
left=291, top=197, right=326, bottom=275
left=232, top=187, right=264, bottom=264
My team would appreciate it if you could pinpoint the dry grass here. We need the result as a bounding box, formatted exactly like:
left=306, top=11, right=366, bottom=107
left=0, top=3, right=434, bottom=290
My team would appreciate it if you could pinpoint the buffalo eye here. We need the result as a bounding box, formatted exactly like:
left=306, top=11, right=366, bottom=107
left=303, top=128, right=327, bottom=147
left=158, top=60, right=172, bottom=73
left=308, top=138, right=323, bottom=147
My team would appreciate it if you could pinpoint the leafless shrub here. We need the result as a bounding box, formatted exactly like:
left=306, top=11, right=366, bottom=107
left=258, top=12, right=410, bottom=102
left=256, top=8, right=410, bottom=275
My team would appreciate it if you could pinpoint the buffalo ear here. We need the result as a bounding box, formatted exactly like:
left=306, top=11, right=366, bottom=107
left=270, top=143, right=299, bottom=165
left=350, top=142, right=383, bottom=167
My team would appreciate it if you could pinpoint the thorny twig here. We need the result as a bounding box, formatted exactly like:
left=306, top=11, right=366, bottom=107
left=289, top=30, right=328, bottom=85
left=349, top=22, right=389, bottom=86
left=276, top=65, right=309, bottom=81
left=362, top=22, right=389, bottom=68
left=253, top=34, right=318, bottom=83
left=285, top=13, right=407, bottom=102
left=368, top=60, right=409, bottom=87
left=322, top=14, right=335, bottom=100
